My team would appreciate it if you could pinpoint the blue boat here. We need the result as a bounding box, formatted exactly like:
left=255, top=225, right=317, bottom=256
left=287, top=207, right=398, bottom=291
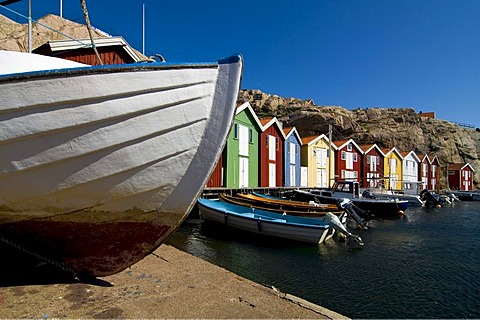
left=198, top=198, right=344, bottom=244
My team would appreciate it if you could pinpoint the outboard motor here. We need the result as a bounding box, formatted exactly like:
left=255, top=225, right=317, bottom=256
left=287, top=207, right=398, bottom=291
left=446, top=192, right=460, bottom=202
left=323, top=212, right=364, bottom=247
left=337, top=198, right=368, bottom=229
left=420, top=189, right=442, bottom=208
left=439, top=194, right=452, bottom=206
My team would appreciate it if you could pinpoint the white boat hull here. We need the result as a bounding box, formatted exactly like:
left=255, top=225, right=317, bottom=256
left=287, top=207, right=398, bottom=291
left=0, top=52, right=243, bottom=276
left=365, top=192, right=425, bottom=207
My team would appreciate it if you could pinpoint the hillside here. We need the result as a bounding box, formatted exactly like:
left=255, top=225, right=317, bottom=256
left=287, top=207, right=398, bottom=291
left=239, top=89, right=480, bottom=189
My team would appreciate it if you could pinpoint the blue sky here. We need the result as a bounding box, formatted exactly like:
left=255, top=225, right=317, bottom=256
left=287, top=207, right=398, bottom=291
left=2, top=0, right=480, bottom=127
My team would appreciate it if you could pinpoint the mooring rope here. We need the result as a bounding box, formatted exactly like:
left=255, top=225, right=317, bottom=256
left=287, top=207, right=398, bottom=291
left=80, top=0, right=103, bottom=65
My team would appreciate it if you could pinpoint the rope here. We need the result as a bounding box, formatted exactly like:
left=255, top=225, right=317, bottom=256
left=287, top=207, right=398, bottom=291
left=0, top=235, right=75, bottom=274
left=80, top=0, right=103, bottom=65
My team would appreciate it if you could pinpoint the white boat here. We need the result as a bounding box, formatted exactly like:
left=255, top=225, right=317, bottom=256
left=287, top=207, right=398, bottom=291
left=361, top=189, right=425, bottom=207
left=285, top=181, right=409, bottom=219
left=0, top=50, right=243, bottom=277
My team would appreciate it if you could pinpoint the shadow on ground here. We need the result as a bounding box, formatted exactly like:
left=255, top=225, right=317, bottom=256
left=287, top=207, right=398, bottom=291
left=0, top=243, right=112, bottom=287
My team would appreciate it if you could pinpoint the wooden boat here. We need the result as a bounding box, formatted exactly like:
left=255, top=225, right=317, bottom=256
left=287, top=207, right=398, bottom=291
left=0, top=50, right=243, bottom=277
left=198, top=198, right=334, bottom=244
left=219, top=193, right=344, bottom=216
left=284, top=181, right=409, bottom=219
left=250, top=192, right=369, bottom=229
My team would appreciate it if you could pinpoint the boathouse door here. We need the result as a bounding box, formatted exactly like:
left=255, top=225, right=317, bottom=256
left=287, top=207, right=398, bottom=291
left=317, top=168, right=327, bottom=188
left=316, top=148, right=328, bottom=187
left=239, top=157, right=248, bottom=187
left=238, top=125, right=249, bottom=187
left=268, top=135, right=276, bottom=187
left=289, top=142, right=297, bottom=186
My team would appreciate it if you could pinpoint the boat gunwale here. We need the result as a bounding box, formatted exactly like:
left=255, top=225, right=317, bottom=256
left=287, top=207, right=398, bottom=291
left=0, top=62, right=220, bottom=83
left=238, top=193, right=339, bottom=210
left=219, top=194, right=344, bottom=216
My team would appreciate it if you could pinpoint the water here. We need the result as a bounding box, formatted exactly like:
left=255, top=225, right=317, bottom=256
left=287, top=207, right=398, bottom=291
left=167, top=201, right=480, bottom=319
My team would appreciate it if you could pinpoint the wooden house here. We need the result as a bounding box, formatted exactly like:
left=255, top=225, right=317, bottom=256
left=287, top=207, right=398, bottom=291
left=417, top=153, right=430, bottom=190
left=428, top=155, right=440, bottom=191
left=332, top=139, right=362, bottom=183
left=282, top=127, right=302, bottom=187
left=301, top=134, right=336, bottom=187
left=206, top=152, right=224, bottom=187
left=447, top=163, right=475, bottom=191
left=259, top=118, right=285, bottom=187
left=359, top=144, right=385, bottom=188
left=207, top=102, right=261, bottom=188
left=382, top=147, right=403, bottom=190
left=33, top=36, right=146, bottom=65
left=400, top=151, right=421, bottom=193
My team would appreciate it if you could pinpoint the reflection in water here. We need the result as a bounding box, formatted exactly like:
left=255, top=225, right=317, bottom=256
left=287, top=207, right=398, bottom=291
left=168, top=203, right=480, bottom=319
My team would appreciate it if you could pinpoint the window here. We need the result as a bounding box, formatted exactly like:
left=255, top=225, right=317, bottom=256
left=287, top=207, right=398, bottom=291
left=317, top=148, right=327, bottom=167
left=347, top=143, right=352, bottom=151
left=239, top=125, right=249, bottom=156
left=353, top=153, right=358, bottom=162
left=233, top=123, right=238, bottom=139
left=289, top=143, right=296, bottom=164
left=341, top=151, right=346, bottom=160
left=249, top=128, right=253, bottom=143
left=265, top=135, right=269, bottom=147
left=269, top=135, right=276, bottom=160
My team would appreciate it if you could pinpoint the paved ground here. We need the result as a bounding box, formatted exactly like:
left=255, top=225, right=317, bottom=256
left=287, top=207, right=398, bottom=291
left=0, top=244, right=348, bottom=319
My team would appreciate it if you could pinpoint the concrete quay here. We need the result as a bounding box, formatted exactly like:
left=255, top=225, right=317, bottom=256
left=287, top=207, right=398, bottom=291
left=0, top=244, right=348, bottom=319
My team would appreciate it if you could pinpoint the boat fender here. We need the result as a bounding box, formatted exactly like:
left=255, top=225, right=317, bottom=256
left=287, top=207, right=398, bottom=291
left=224, top=213, right=228, bottom=225
left=257, top=219, right=262, bottom=232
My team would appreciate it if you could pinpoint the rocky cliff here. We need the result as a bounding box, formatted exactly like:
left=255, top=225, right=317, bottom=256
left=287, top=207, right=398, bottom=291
left=0, top=14, right=107, bottom=52
left=239, top=89, right=480, bottom=189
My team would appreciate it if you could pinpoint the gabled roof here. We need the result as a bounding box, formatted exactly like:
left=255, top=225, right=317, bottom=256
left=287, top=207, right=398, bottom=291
left=416, top=153, right=430, bottom=163
left=33, top=36, right=145, bottom=62
left=235, top=102, right=263, bottom=129
left=428, top=154, right=440, bottom=165
left=359, top=144, right=385, bottom=156
left=259, top=117, right=273, bottom=126
left=400, top=150, right=421, bottom=162
left=259, top=117, right=286, bottom=139
left=333, top=139, right=363, bottom=153
left=382, top=147, right=404, bottom=159
left=283, top=127, right=302, bottom=144
left=447, top=163, right=475, bottom=172
left=301, top=134, right=335, bottom=149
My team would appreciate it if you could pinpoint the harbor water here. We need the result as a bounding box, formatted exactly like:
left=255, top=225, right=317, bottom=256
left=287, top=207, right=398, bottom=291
left=167, top=201, right=480, bottom=319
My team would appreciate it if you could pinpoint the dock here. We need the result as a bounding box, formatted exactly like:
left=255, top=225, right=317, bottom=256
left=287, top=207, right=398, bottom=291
left=202, top=186, right=310, bottom=199
left=0, top=244, right=347, bottom=319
